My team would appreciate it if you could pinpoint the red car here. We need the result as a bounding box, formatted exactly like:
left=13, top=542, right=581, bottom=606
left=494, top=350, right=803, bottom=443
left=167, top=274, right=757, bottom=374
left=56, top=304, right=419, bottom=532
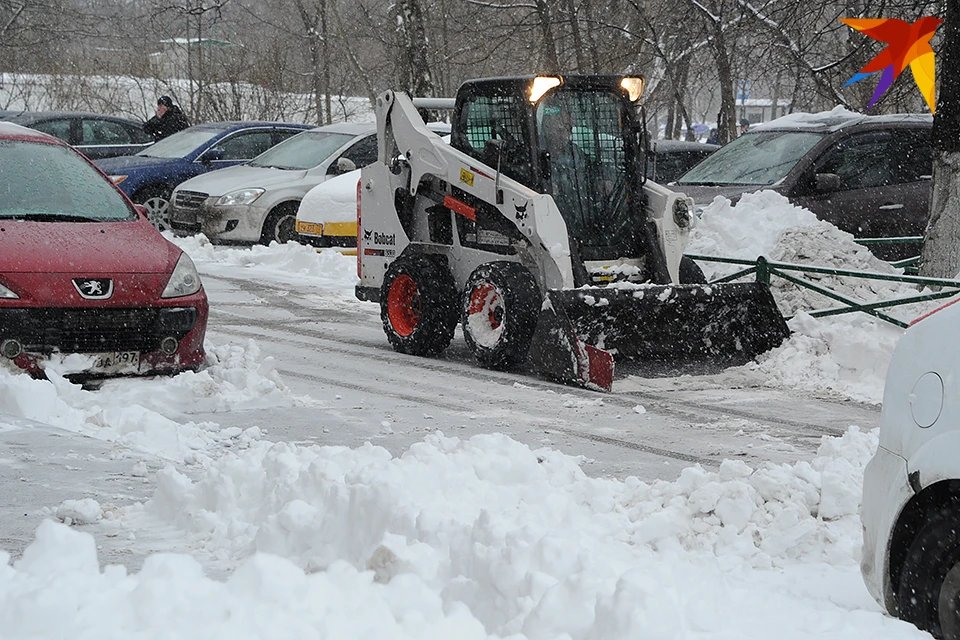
left=0, top=122, right=208, bottom=376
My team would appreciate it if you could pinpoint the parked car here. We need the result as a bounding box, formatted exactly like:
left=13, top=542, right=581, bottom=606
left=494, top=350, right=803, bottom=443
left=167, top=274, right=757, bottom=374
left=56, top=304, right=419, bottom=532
left=0, top=110, right=155, bottom=160
left=647, top=139, right=719, bottom=184
left=294, top=126, right=451, bottom=250
left=674, top=111, right=933, bottom=261
left=861, top=296, right=960, bottom=639
left=0, top=122, right=208, bottom=376
left=94, top=121, right=312, bottom=230
left=295, top=169, right=361, bottom=250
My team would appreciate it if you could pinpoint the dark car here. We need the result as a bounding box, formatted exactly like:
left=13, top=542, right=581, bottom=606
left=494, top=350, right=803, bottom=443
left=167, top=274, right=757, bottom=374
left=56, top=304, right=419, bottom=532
left=0, top=122, right=208, bottom=377
left=94, top=121, right=312, bottom=230
left=675, top=112, right=933, bottom=260
left=647, top=140, right=719, bottom=183
left=0, top=111, right=155, bottom=160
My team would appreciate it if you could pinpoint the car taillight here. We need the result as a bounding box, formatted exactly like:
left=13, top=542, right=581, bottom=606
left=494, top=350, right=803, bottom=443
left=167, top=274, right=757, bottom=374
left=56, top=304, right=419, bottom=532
left=910, top=296, right=960, bottom=326
left=356, top=178, right=362, bottom=278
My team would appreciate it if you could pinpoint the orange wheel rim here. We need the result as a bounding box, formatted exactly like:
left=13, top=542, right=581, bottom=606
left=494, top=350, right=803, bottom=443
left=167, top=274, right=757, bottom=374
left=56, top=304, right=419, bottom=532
left=388, top=274, right=420, bottom=337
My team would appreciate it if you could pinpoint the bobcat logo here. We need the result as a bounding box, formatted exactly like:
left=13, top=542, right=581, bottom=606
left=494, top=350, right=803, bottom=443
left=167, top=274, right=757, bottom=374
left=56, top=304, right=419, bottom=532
left=363, top=229, right=373, bottom=241
left=514, top=202, right=528, bottom=222
left=72, top=277, right=113, bottom=300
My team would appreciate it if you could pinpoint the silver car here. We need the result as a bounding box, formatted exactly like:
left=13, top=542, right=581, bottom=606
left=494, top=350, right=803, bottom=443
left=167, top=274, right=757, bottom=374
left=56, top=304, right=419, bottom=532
left=169, top=122, right=378, bottom=244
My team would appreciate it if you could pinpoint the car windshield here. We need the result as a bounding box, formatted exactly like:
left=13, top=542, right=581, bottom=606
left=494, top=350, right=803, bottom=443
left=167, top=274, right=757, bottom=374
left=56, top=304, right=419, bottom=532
left=677, top=130, right=825, bottom=186
left=138, top=127, right=222, bottom=158
left=249, top=131, right=355, bottom=170
left=0, top=140, right=135, bottom=220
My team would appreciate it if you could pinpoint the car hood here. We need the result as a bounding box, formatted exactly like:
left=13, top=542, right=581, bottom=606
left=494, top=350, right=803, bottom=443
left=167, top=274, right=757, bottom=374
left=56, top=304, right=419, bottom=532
left=94, top=154, right=177, bottom=175
left=177, top=164, right=310, bottom=197
left=0, top=218, right=179, bottom=274
left=673, top=183, right=784, bottom=207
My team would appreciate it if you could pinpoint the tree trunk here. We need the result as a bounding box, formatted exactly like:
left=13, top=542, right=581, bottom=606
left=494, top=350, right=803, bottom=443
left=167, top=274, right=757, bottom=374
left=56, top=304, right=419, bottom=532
left=395, top=0, right=434, bottom=96
left=713, top=28, right=737, bottom=144
left=921, top=0, right=960, bottom=278
left=534, top=0, right=561, bottom=72
left=564, top=0, right=586, bottom=72
left=321, top=0, right=331, bottom=124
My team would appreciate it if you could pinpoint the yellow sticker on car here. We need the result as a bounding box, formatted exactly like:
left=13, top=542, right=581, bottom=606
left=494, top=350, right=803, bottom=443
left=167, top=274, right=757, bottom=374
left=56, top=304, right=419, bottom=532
left=459, top=168, right=475, bottom=187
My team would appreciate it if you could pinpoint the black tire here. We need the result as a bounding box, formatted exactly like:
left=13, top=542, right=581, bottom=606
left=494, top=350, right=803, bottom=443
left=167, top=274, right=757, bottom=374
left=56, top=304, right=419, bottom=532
left=898, top=509, right=960, bottom=639
left=260, top=204, right=299, bottom=245
left=134, top=186, right=173, bottom=231
left=380, top=254, right=459, bottom=357
left=679, top=255, right=707, bottom=284
left=461, top=261, right=541, bottom=370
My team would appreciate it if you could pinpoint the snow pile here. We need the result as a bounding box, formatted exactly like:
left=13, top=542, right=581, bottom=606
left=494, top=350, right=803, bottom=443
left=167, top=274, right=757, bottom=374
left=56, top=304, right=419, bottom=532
left=750, top=105, right=866, bottom=130
left=170, top=233, right=358, bottom=289
left=0, top=340, right=301, bottom=462
left=2, top=429, right=920, bottom=638
left=0, top=520, right=492, bottom=640
left=297, top=169, right=360, bottom=224
left=22, top=428, right=880, bottom=640
left=688, top=190, right=938, bottom=403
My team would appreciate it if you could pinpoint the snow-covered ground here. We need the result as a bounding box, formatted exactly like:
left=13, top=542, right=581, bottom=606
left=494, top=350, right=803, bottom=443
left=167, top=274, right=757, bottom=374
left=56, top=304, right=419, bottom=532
left=0, top=190, right=945, bottom=637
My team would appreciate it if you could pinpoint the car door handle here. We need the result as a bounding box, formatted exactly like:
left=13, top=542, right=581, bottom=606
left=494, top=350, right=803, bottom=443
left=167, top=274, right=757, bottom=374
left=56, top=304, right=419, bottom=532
left=879, top=203, right=904, bottom=210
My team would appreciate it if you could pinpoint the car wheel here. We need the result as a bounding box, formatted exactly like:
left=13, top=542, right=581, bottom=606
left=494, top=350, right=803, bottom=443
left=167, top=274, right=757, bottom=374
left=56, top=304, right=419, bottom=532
left=898, top=508, right=960, bottom=639
left=380, top=254, right=458, bottom=357
left=679, top=256, right=707, bottom=284
left=260, top=204, right=299, bottom=245
left=135, top=187, right=172, bottom=231
left=461, top=261, right=541, bottom=370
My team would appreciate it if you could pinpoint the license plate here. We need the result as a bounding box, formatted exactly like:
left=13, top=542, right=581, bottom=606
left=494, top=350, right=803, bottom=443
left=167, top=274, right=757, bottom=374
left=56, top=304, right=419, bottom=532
left=90, top=351, right=140, bottom=374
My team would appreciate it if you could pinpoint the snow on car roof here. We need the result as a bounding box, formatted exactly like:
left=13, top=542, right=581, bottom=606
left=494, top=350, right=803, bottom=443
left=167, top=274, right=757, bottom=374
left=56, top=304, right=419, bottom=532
left=0, top=121, right=62, bottom=142
left=751, top=105, right=932, bottom=132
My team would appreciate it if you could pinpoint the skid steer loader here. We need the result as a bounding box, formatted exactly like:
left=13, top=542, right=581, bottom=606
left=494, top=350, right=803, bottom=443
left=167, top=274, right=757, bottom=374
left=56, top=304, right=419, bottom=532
left=355, top=75, right=788, bottom=391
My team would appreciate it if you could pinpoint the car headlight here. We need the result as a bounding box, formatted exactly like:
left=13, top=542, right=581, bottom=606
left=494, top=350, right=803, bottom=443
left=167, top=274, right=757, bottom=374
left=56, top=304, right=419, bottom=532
left=109, top=175, right=128, bottom=185
left=0, top=282, right=19, bottom=299
left=216, top=188, right=265, bottom=207
left=161, top=253, right=202, bottom=298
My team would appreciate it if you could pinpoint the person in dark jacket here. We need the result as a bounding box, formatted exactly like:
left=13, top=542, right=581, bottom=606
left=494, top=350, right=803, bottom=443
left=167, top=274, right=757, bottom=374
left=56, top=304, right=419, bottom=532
left=143, top=96, right=190, bottom=141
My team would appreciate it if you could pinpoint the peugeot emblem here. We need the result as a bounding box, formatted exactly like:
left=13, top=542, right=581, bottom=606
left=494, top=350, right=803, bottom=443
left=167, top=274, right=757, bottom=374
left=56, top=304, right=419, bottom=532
left=72, top=277, right=114, bottom=300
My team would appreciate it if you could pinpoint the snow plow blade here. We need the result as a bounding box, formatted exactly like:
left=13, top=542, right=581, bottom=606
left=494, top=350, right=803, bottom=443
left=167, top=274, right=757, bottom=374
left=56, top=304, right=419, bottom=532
left=529, top=284, right=789, bottom=391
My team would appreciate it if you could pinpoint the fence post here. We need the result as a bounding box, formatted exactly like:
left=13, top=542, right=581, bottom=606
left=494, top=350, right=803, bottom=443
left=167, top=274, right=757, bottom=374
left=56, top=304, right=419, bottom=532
left=756, top=256, right=770, bottom=285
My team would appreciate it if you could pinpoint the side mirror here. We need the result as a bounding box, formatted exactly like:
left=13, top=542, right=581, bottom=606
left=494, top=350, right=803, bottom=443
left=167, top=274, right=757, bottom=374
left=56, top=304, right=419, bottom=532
left=336, top=157, right=357, bottom=174
left=201, top=148, right=224, bottom=164
left=815, top=173, right=841, bottom=192
left=134, top=204, right=148, bottom=219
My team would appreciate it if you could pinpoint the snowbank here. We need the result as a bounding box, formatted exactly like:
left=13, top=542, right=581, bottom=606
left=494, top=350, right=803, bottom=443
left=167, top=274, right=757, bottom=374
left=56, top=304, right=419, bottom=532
left=688, top=190, right=939, bottom=403
left=0, top=429, right=925, bottom=638
left=170, top=233, right=358, bottom=292
left=0, top=340, right=304, bottom=463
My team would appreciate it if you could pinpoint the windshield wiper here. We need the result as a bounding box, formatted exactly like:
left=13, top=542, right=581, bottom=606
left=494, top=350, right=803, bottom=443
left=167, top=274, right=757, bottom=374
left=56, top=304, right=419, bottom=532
left=0, top=213, right=103, bottom=222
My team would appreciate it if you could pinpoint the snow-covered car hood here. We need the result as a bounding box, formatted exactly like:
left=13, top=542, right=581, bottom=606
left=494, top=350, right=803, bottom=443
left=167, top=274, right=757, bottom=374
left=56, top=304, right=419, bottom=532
left=175, top=164, right=311, bottom=197
left=673, top=183, right=784, bottom=208
left=297, top=169, right=360, bottom=224
left=0, top=217, right=178, bottom=274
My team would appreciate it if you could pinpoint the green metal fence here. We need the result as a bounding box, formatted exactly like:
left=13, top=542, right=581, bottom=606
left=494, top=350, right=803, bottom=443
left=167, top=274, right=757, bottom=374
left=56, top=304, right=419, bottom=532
left=686, top=254, right=960, bottom=329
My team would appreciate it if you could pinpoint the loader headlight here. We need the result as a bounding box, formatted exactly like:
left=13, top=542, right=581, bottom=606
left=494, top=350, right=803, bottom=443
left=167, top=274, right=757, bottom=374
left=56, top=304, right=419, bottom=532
left=529, top=76, right=562, bottom=102
left=216, top=188, right=264, bottom=207
left=673, top=199, right=691, bottom=229
left=620, top=77, right=646, bottom=102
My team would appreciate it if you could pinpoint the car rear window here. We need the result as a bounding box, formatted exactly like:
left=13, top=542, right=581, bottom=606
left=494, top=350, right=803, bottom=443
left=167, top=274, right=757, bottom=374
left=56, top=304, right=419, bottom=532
left=248, top=131, right=355, bottom=170
left=0, top=140, right=135, bottom=220
left=678, top=130, right=824, bottom=186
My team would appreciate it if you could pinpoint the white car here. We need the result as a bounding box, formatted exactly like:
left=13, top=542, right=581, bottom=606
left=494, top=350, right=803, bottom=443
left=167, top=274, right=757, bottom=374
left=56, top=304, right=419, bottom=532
left=861, top=297, right=960, bottom=639
left=168, top=122, right=378, bottom=244
left=295, top=168, right=361, bottom=252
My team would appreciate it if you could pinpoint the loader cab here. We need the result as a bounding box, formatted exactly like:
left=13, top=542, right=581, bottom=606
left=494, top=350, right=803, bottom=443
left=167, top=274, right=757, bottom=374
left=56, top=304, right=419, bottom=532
left=451, top=75, right=648, bottom=261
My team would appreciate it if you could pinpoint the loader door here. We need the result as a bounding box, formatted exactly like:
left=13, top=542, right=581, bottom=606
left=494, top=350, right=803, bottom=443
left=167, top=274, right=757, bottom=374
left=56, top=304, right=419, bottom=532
left=536, top=90, right=639, bottom=260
